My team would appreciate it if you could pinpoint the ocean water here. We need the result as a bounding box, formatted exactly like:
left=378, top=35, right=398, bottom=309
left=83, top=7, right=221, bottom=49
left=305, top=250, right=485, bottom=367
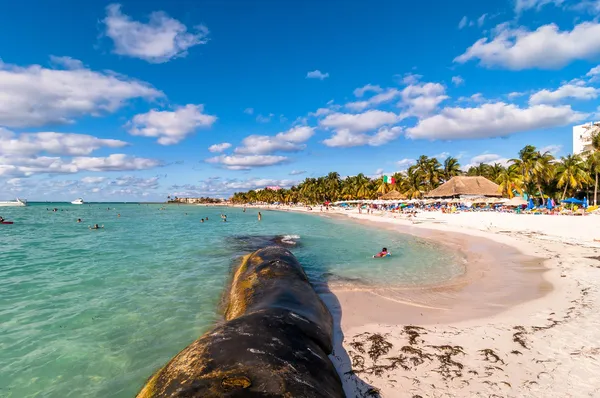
left=0, top=204, right=463, bottom=398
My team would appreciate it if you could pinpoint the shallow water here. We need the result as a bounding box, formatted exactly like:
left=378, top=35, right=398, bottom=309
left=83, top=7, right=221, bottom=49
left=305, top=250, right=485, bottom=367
left=0, top=204, right=462, bottom=397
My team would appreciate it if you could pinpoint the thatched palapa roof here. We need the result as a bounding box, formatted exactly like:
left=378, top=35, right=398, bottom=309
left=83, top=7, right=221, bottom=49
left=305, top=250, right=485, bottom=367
left=380, top=190, right=406, bottom=200
left=425, top=176, right=502, bottom=198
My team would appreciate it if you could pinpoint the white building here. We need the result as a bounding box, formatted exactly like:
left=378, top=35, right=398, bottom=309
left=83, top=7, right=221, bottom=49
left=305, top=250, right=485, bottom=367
left=573, top=121, right=599, bottom=155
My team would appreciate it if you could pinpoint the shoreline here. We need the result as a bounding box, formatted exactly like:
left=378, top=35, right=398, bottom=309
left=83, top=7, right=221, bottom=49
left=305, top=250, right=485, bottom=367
left=233, top=204, right=600, bottom=397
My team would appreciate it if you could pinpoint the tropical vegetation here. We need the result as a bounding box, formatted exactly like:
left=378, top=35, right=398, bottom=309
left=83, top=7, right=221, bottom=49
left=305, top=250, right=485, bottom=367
left=230, top=128, right=600, bottom=206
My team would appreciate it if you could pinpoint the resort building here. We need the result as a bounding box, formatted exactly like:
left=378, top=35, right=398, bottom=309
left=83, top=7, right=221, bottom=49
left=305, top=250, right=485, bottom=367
left=573, top=121, right=599, bottom=156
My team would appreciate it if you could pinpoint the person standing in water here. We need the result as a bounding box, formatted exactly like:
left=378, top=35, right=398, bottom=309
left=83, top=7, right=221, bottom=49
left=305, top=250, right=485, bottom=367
left=258, top=212, right=262, bottom=221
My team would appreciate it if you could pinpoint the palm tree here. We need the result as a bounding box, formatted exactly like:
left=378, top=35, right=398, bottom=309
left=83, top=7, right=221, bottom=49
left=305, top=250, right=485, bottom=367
left=496, top=165, right=524, bottom=198
left=404, top=166, right=426, bottom=199
left=442, top=157, right=461, bottom=182
left=555, top=155, right=591, bottom=199
left=488, top=163, right=505, bottom=182
left=531, top=151, right=555, bottom=204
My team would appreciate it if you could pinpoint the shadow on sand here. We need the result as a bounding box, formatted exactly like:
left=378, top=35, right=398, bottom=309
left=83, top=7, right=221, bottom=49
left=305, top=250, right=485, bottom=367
left=314, top=281, right=382, bottom=398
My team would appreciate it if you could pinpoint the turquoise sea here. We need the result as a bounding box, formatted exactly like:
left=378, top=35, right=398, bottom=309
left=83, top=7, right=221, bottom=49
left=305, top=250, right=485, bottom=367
left=0, top=203, right=463, bottom=398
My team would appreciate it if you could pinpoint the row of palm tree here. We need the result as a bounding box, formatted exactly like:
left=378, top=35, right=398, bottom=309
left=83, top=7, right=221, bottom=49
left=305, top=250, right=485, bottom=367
left=231, top=126, right=600, bottom=206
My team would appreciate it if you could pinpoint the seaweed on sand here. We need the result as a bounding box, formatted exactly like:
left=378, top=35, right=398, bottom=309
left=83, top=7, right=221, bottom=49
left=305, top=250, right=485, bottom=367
left=479, top=349, right=505, bottom=364
left=400, top=346, right=433, bottom=367
left=366, top=334, right=393, bottom=362
left=513, top=326, right=528, bottom=349
left=428, top=345, right=465, bottom=380
left=403, top=325, right=426, bottom=345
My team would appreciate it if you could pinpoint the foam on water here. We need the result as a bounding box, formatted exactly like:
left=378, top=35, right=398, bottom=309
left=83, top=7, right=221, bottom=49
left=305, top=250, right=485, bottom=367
left=0, top=204, right=463, bottom=397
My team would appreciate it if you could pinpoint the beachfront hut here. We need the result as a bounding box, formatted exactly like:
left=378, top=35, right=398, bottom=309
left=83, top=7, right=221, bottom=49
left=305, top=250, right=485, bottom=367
left=380, top=190, right=406, bottom=200
left=424, top=176, right=502, bottom=199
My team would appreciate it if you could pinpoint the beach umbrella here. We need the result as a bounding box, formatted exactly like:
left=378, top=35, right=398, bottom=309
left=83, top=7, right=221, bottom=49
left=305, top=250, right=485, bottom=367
left=583, top=197, right=588, bottom=209
left=546, top=198, right=554, bottom=210
left=561, top=198, right=584, bottom=205
left=527, top=198, right=534, bottom=210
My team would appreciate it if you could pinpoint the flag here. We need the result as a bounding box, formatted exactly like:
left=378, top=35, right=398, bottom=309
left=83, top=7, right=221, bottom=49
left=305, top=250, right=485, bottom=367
left=383, top=175, right=395, bottom=184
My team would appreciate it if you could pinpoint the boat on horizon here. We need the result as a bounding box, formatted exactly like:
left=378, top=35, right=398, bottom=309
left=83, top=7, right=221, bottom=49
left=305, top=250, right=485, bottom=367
left=71, top=198, right=84, bottom=205
left=0, top=198, right=27, bottom=207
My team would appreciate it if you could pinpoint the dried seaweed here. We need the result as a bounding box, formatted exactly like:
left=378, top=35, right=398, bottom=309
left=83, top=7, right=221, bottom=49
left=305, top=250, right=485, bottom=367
left=479, top=349, right=505, bottom=364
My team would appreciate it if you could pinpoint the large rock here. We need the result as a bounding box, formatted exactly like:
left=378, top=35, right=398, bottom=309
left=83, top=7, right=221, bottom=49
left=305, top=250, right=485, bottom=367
left=137, top=246, right=344, bottom=398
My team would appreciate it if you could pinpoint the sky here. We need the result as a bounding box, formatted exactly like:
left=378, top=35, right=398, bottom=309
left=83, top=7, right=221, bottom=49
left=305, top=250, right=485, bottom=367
left=1, top=0, right=600, bottom=201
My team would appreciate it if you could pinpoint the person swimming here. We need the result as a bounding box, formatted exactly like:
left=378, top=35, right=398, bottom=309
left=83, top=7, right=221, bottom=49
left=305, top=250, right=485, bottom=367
left=258, top=212, right=262, bottom=221
left=77, top=218, right=82, bottom=223
left=373, top=247, right=390, bottom=258
left=89, top=224, right=104, bottom=230
left=201, top=218, right=205, bottom=223
left=0, top=216, right=4, bottom=222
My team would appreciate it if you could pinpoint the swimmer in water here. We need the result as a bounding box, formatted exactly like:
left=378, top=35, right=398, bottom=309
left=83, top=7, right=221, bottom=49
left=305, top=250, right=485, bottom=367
left=77, top=218, right=82, bottom=223
left=258, top=212, right=262, bottom=221
left=373, top=247, right=390, bottom=258
left=89, top=224, right=104, bottom=230
left=201, top=218, right=205, bottom=223
left=117, top=214, right=121, bottom=218
left=0, top=216, right=4, bottom=222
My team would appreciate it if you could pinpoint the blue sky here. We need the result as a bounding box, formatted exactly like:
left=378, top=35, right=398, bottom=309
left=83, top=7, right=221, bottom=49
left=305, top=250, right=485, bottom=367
left=1, top=0, right=600, bottom=201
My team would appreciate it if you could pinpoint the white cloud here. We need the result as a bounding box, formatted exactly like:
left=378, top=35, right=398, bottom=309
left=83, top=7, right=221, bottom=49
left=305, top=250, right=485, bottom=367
left=81, top=176, right=107, bottom=184
left=508, top=91, right=526, bottom=99
left=401, top=73, right=422, bottom=85
left=208, top=142, right=232, bottom=153
left=0, top=154, right=161, bottom=177
left=103, top=3, right=209, bottom=63
left=587, top=65, right=600, bottom=81
left=477, top=14, right=487, bottom=27
left=374, top=168, right=384, bottom=176
left=529, top=84, right=599, bottom=104
left=515, top=0, right=563, bottom=13
left=235, top=126, right=315, bottom=155
left=451, top=76, right=465, bottom=86
left=353, top=84, right=383, bottom=97
left=306, top=70, right=329, bottom=80
left=308, top=107, right=332, bottom=118
left=322, top=126, right=403, bottom=148
left=396, top=158, right=416, bottom=170
left=256, top=113, right=274, bottom=123
left=462, top=153, right=511, bottom=170
left=399, top=82, right=448, bottom=117
left=320, top=110, right=399, bottom=134
left=49, top=55, right=84, bottom=70
left=406, top=102, right=586, bottom=140
left=289, top=170, right=306, bottom=175
left=571, top=0, right=600, bottom=13
left=0, top=131, right=128, bottom=156
left=127, top=104, right=216, bottom=145
left=205, top=154, right=288, bottom=170
left=432, top=151, right=451, bottom=159
left=345, top=88, right=401, bottom=111
left=244, top=107, right=254, bottom=115
left=170, top=177, right=298, bottom=197
left=539, top=144, right=563, bottom=154
left=455, top=21, right=600, bottom=70
left=0, top=58, right=162, bottom=128
left=458, top=16, right=468, bottom=29
left=110, top=175, right=159, bottom=189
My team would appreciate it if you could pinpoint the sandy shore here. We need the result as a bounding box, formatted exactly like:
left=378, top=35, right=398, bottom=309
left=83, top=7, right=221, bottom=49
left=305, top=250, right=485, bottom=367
left=236, top=205, right=600, bottom=397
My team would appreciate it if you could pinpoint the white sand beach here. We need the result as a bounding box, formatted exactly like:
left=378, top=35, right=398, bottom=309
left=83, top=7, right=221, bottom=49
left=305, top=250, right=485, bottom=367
left=242, top=205, right=600, bottom=397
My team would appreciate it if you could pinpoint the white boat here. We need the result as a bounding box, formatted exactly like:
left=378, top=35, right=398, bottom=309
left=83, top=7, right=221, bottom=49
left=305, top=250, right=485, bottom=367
left=0, top=198, right=27, bottom=207
left=71, top=198, right=84, bottom=205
